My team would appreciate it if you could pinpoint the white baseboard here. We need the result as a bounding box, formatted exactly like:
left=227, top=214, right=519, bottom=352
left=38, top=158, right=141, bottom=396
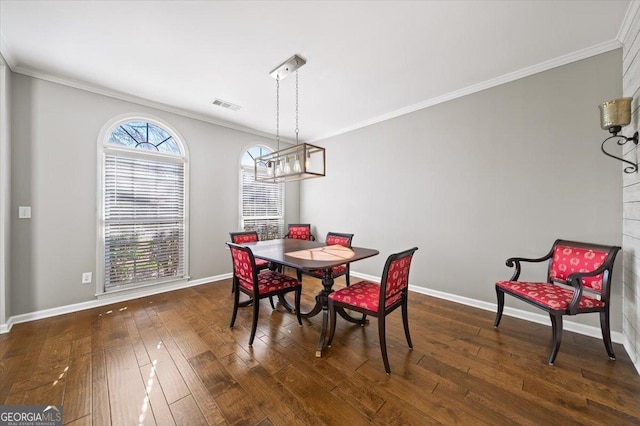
left=403, top=283, right=639, bottom=376
left=406, top=284, right=626, bottom=344
left=0, top=273, right=231, bottom=333
left=350, top=271, right=627, bottom=345
left=3, top=272, right=640, bottom=375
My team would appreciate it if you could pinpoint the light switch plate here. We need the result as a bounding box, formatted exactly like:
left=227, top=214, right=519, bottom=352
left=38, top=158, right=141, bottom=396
left=82, top=272, right=92, bottom=284
left=18, top=206, right=31, bottom=219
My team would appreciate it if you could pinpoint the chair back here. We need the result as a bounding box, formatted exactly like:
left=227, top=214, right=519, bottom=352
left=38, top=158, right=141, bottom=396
left=230, top=231, right=259, bottom=244
left=287, top=224, right=312, bottom=240
left=326, top=232, right=354, bottom=247
left=547, top=240, right=619, bottom=296
left=227, top=242, right=257, bottom=292
left=379, top=247, right=418, bottom=306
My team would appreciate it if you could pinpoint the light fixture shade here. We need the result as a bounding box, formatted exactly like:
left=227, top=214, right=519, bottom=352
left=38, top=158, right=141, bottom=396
left=599, top=98, right=632, bottom=131
left=254, top=143, right=325, bottom=183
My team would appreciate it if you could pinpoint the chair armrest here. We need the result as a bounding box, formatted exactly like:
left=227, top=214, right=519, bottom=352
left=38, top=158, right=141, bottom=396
left=504, top=250, right=554, bottom=281
left=565, top=265, right=609, bottom=315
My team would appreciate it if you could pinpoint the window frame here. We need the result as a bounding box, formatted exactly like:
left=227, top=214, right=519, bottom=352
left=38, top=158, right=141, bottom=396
left=239, top=144, right=285, bottom=240
left=96, top=113, right=190, bottom=297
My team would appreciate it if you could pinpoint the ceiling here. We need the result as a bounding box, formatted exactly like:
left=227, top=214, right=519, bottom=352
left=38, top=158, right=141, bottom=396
left=0, top=1, right=633, bottom=142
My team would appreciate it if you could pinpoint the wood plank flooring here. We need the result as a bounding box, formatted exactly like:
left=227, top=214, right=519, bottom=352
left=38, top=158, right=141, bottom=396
left=1, top=275, right=639, bottom=425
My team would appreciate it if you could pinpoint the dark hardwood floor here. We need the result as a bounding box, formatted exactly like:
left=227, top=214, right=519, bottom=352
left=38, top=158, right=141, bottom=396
left=1, top=275, right=639, bottom=425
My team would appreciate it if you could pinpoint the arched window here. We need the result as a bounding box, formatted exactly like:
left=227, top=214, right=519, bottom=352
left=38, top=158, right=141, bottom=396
left=98, top=118, right=188, bottom=294
left=240, top=146, right=284, bottom=239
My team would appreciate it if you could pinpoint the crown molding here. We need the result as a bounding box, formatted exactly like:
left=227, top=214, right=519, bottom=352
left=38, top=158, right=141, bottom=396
left=0, top=26, right=624, bottom=147
left=7, top=61, right=296, bottom=144
left=310, top=39, right=623, bottom=143
left=0, top=31, right=16, bottom=69
left=617, top=0, right=640, bottom=44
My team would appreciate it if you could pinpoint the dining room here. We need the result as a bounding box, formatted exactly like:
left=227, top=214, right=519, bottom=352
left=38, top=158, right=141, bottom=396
left=1, top=1, right=640, bottom=425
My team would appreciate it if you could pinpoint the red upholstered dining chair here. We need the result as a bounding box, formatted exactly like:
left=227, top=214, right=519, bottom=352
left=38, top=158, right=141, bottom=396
left=227, top=242, right=302, bottom=345
left=327, top=247, right=418, bottom=374
left=229, top=231, right=276, bottom=309
left=494, top=239, right=620, bottom=365
left=297, top=232, right=354, bottom=286
left=285, top=223, right=316, bottom=241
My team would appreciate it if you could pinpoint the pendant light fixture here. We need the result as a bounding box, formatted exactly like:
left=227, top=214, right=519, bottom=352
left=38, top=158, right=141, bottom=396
left=254, top=54, right=326, bottom=183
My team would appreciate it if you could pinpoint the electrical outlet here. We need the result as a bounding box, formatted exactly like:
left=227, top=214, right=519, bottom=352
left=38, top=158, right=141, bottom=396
left=82, top=272, right=92, bottom=284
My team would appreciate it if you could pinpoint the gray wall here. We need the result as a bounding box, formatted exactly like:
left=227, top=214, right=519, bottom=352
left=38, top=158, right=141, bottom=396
left=9, top=74, right=299, bottom=315
left=302, top=50, right=624, bottom=331
left=622, top=7, right=640, bottom=368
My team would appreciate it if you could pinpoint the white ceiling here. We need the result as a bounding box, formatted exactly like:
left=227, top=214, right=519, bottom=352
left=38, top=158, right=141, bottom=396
left=0, top=1, right=633, bottom=142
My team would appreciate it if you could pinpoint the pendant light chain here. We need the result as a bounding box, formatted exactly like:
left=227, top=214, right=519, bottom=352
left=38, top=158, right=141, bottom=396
left=276, top=75, right=280, bottom=151
left=295, top=69, right=299, bottom=144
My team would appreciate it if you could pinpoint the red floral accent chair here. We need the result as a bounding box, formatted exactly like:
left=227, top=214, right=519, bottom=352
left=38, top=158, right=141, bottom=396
left=328, top=247, right=418, bottom=374
left=297, top=232, right=354, bottom=285
left=227, top=242, right=302, bottom=346
left=285, top=224, right=316, bottom=241
left=229, top=231, right=277, bottom=309
left=495, top=239, right=620, bottom=365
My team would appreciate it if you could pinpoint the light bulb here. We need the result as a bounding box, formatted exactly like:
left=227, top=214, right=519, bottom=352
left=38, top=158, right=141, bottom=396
left=275, top=160, right=282, bottom=176
left=305, top=152, right=311, bottom=170
left=284, top=157, right=291, bottom=174
left=293, top=155, right=301, bottom=173
left=266, top=161, right=274, bottom=177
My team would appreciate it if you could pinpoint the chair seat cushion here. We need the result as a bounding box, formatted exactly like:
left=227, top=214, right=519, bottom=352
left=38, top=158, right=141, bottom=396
left=496, top=281, right=605, bottom=310
left=310, top=264, right=347, bottom=278
left=329, top=281, right=402, bottom=312
left=238, top=271, right=300, bottom=295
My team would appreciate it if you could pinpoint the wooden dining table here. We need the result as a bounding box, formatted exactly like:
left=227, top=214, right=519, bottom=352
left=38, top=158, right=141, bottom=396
left=240, top=238, right=379, bottom=356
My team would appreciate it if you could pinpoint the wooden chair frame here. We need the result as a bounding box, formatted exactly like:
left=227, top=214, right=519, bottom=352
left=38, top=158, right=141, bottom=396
left=228, top=231, right=277, bottom=309
left=227, top=242, right=302, bottom=345
left=328, top=247, right=418, bottom=374
left=494, top=239, right=620, bottom=365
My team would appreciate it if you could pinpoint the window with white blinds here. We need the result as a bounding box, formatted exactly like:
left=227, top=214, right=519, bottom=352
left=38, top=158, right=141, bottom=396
left=100, top=120, right=187, bottom=293
left=241, top=146, right=284, bottom=240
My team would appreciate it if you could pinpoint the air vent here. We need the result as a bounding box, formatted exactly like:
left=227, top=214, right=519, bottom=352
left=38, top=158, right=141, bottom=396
left=212, top=98, right=241, bottom=111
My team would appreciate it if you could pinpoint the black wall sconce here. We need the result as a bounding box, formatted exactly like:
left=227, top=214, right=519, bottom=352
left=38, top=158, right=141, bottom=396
left=599, top=97, right=639, bottom=173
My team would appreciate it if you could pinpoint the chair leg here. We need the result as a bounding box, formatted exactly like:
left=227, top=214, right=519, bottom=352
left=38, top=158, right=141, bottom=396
left=402, top=298, right=413, bottom=349
left=346, top=273, right=350, bottom=287
left=294, top=288, right=302, bottom=326
left=600, top=310, right=616, bottom=360
left=327, top=300, right=337, bottom=347
left=378, top=315, right=391, bottom=375
left=249, top=297, right=260, bottom=346
left=296, top=269, right=303, bottom=282
left=230, top=284, right=240, bottom=328
left=494, top=287, right=505, bottom=327
left=269, top=296, right=276, bottom=310
left=548, top=313, right=563, bottom=365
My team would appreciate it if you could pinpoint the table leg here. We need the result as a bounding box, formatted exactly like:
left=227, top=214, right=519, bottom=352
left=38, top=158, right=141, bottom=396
left=278, top=269, right=357, bottom=357
left=315, top=269, right=339, bottom=357
left=277, top=286, right=324, bottom=318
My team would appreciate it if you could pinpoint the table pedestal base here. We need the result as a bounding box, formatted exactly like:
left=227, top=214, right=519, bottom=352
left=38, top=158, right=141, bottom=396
left=279, top=269, right=368, bottom=356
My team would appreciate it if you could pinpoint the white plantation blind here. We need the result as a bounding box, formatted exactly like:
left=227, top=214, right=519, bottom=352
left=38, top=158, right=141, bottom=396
left=104, top=154, right=185, bottom=291
left=241, top=163, right=284, bottom=240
